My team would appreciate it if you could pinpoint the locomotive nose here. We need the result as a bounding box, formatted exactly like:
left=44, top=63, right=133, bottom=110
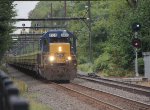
left=49, top=43, right=71, bottom=63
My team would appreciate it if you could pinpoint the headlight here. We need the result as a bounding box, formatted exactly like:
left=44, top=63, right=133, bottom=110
left=58, top=46, right=62, bottom=52
left=48, top=56, right=55, bottom=62
left=67, top=56, right=71, bottom=60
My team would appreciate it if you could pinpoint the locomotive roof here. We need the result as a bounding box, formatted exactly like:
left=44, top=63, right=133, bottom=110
left=41, top=30, right=73, bottom=39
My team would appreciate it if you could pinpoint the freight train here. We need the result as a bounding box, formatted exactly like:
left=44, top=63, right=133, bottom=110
left=8, top=30, right=77, bottom=81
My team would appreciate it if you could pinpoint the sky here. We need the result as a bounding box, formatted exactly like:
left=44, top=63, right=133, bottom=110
left=13, top=1, right=39, bottom=34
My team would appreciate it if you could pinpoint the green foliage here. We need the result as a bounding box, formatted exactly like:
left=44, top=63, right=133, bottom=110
left=93, top=0, right=150, bottom=76
left=0, top=1, right=16, bottom=60
left=29, top=1, right=150, bottom=77
left=93, top=52, right=110, bottom=72
left=78, top=63, right=93, bottom=73
left=29, top=1, right=66, bottom=28
left=29, top=1, right=111, bottom=64
left=101, top=68, right=134, bottom=77
left=134, top=1, right=150, bottom=52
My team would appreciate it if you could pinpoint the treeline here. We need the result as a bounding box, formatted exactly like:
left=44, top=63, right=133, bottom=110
left=29, top=0, right=150, bottom=76
left=0, top=1, right=15, bottom=61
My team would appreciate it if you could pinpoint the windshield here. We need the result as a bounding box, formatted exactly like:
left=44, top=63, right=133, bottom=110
left=50, top=37, right=69, bottom=43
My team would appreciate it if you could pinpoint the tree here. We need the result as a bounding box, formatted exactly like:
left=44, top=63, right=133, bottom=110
left=93, top=0, right=150, bottom=76
left=28, top=1, right=150, bottom=76
left=0, top=0, right=16, bottom=61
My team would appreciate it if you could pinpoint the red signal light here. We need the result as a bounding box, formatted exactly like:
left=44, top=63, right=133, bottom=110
left=132, top=38, right=141, bottom=48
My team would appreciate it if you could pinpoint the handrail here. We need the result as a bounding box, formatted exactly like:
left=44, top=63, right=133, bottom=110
left=0, top=70, right=29, bottom=110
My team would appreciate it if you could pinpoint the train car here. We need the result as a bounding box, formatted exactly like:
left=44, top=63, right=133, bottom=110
left=9, top=30, right=77, bottom=81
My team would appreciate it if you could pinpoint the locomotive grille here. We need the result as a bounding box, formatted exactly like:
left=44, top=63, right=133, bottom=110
left=56, top=53, right=64, bottom=58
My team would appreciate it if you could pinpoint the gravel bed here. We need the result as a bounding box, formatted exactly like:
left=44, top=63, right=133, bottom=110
left=72, top=78, right=150, bottom=104
left=7, top=67, right=98, bottom=110
left=28, top=84, right=98, bottom=110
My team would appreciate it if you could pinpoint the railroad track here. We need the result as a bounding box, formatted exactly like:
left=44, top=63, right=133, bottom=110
left=53, top=82, right=150, bottom=110
left=77, top=74, right=150, bottom=97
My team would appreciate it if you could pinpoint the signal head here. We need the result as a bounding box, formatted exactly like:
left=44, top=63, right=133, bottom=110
left=132, top=22, right=141, bottom=32
left=132, top=38, right=141, bottom=48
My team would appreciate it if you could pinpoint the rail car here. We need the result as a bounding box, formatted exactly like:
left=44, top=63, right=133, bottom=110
left=9, top=30, right=77, bottom=81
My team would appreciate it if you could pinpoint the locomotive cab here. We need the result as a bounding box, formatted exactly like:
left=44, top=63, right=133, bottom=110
left=38, top=30, right=77, bottom=80
left=40, top=30, right=76, bottom=65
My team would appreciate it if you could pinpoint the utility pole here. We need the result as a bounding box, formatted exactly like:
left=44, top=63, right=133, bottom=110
left=51, top=3, right=53, bottom=17
left=50, top=3, right=53, bottom=29
left=64, top=0, right=67, bottom=27
left=64, top=0, right=66, bottom=17
left=87, top=0, right=92, bottom=63
left=47, top=3, right=53, bottom=30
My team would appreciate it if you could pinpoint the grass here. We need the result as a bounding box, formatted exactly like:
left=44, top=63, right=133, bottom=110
left=0, top=63, right=52, bottom=110
left=78, top=63, right=134, bottom=77
left=23, top=93, right=52, bottom=110
left=30, top=101, right=51, bottom=110
left=12, top=79, right=53, bottom=110
left=0, top=64, right=8, bottom=73
left=12, top=79, right=28, bottom=94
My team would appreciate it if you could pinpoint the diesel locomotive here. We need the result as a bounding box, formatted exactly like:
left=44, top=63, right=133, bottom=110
left=9, top=30, right=77, bottom=81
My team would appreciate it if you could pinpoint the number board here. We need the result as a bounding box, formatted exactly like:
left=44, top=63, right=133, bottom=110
left=61, top=32, right=69, bottom=37
left=49, top=33, right=57, bottom=37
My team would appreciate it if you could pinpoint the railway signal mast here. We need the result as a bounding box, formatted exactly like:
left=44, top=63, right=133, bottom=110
left=132, top=22, right=141, bottom=77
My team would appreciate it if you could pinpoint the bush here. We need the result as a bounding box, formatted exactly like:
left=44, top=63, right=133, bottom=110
left=93, top=52, right=134, bottom=77
left=78, top=56, right=88, bottom=64
left=78, top=63, right=93, bottom=73
left=104, top=68, right=134, bottom=77
left=93, top=52, right=110, bottom=72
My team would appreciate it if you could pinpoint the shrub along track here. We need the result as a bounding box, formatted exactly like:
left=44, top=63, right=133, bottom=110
left=53, top=82, right=150, bottom=110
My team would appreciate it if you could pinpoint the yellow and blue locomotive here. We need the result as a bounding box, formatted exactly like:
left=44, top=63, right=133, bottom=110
left=9, top=30, right=77, bottom=81
left=38, top=30, right=77, bottom=80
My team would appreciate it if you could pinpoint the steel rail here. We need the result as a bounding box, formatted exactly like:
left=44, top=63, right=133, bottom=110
left=77, top=75, right=150, bottom=97
left=70, top=83, right=150, bottom=110
left=53, top=83, right=124, bottom=110
left=95, top=76, right=150, bottom=90
left=79, top=74, right=150, bottom=90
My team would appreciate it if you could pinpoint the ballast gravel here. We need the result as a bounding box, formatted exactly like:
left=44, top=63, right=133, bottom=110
left=28, top=84, right=98, bottom=110
left=7, top=67, right=98, bottom=110
left=72, top=78, right=150, bottom=104
left=7, top=66, right=150, bottom=110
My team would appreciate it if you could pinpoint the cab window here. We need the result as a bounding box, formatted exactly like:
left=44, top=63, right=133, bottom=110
left=50, top=37, right=69, bottom=43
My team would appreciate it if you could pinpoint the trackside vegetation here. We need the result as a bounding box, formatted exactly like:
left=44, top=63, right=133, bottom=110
left=28, top=0, right=150, bottom=77
left=0, top=0, right=16, bottom=62
left=13, top=79, right=52, bottom=110
left=1, top=0, right=150, bottom=77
